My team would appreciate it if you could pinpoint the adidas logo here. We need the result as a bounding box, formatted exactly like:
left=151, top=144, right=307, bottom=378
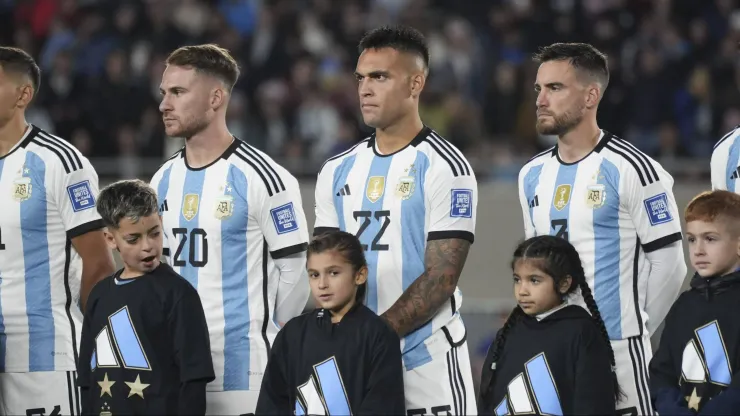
left=159, top=199, right=169, bottom=213
left=529, top=195, right=539, bottom=208
left=731, top=167, right=740, bottom=180
left=336, top=184, right=351, bottom=197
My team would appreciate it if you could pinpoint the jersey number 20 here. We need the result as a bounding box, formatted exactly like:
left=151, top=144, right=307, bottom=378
left=172, top=228, right=208, bottom=267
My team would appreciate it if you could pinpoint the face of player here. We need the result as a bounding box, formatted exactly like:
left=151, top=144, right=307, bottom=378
left=355, top=47, right=421, bottom=129
left=534, top=60, right=588, bottom=136
left=0, top=66, right=31, bottom=129
left=687, top=219, right=740, bottom=278
left=307, top=250, right=368, bottom=322
left=159, top=65, right=213, bottom=139
left=105, top=213, right=163, bottom=277
left=512, top=259, right=571, bottom=316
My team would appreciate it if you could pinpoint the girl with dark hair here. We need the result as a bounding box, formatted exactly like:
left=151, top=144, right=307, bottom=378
left=479, top=235, right=621, bottom=415
left=256, top=231, right=405, bottom=415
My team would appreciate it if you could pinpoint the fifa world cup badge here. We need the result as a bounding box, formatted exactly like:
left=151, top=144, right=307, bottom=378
left=12, top=176, right=32, bottom=202
left=586, top=184, right=606, bottom=209
left=366, top=176, right=385, bottom=203
left=182, top=194, right=200, bottom=221
left=553, top=184, right=571, bottom=211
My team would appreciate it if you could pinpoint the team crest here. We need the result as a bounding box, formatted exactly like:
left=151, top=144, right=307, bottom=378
left=553, top=184, right=572, bottom=211
left=182, top=194, right=200, bottom=221
left=12, top=177, right=32, bottom=202
left=366, top=176, right=385, bottom=203
left=586, top=184, right=606, bottom=209
left=214, top=195, right=234, bottom=220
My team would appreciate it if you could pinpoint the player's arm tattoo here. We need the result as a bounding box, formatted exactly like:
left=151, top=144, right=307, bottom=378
left=381, top=238, right=470, bottom=338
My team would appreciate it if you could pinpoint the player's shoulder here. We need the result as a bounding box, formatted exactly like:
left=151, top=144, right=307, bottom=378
left=152, top=147, right=184, bottom=180
left=519, top=146, right=555, bottom=178
left=226, top=138, right=298, bottom=197
left=318, top=135, right=373, bottom=175
left=712, top=125, right=740, bottom=155
left=413, top=127, right=474, bottom=178
left=21, top=124, right=92, bottom=175
left=599, top=131, right=668, bottom=187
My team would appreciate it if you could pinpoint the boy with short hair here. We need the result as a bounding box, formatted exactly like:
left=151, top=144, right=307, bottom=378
left=77, top=179, right=214, bottom=415
left=650, top=190, right=740, bottom=415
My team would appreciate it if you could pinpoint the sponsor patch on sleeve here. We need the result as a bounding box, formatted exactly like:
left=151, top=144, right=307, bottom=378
left=643, top=193, right=673, bottom=226
left=271, top=202, right=299, bottom=234
left=67, top=180, right=95, bottom=212
left=450, top=189, right=473, bottom=218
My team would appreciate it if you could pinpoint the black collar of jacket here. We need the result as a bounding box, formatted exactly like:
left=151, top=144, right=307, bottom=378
left=690, top=270, right=740, bottom=299
left=314, top=302, right=364, bottom=333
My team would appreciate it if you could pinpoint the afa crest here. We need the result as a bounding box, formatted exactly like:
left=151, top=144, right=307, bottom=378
left=366, top=176, right=385, bottom=203
left=586, top=184, right=606, bottom=209
left=182, top=194, right=200, bottom=221
left=12, top=177, right=32, bottom=202
left=553, top=184, right=572, bottom=211
left=214, top=195, right=234, bottom=220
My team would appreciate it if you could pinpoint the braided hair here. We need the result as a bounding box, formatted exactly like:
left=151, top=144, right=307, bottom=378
left=483, top=235, right=622, bottom=403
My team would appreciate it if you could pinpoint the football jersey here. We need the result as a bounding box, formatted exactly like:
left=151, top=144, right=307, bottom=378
left=150, top=138, right=309, bottom=392
left=314, top=126, right=477, bottom=370
left=0, top=124, right=103, bottom=373
left=517, top=131, right=683, bottom=340
left=711, top=125, right=740, bottom=192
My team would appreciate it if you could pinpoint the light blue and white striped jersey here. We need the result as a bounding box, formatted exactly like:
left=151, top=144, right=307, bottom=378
left=150, top=138, right=309, bottom=392
left=314, top=126, right=477, bottom=371
left=0, top=124, right=103, bottom=373
left=518, top=131, right=683, bottom=340
left=711, top=125, right=740, bottom=192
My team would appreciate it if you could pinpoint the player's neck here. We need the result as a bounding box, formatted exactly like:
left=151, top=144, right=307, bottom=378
left=0, top=115, right=29, bottom=157
left=375, top=114, right=424, bottom=155
left=184, top=121, right=233, bottom=169
left=557, top=119, right=601, bottom=163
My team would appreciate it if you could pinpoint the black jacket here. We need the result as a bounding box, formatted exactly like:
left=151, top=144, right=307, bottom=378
left=78, top=264, right=214, bottom=415
left=255, top=303, right=405, bottom=415
left=479, top=305, right=616, bottom=415
left=650, top=271, right=740, bottom=415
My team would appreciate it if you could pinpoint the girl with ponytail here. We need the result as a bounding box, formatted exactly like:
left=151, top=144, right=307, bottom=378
left=479, top=235, right=621, bottom=415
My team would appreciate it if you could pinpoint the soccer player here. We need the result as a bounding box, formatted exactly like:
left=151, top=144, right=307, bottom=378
left=151, top=44, right=310, bottom=415
left=710, top=126, right=740, bottom=192
left=314, top=26, right=478, bottom=415
left=517, top=42, right=687, bottom=415
left=0, top=47, right=115, bottom=414
left=79, top=179, right=214, bottom=415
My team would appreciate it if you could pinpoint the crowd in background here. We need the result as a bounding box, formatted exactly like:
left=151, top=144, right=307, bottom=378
left=2, top=0, right=739, bottom=179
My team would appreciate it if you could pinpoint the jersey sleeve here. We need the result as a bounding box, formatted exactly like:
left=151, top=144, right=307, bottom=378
left=255, top=173, right=309, bottom=259
left=255, top=327, right=292, bottom=415
left=358, top=321, right=406, bottom=415
left=53, top=156, right=104, bottom=239
left=517, top=166, right=535, bottom=239
left=426, top=165, right=477, bottom=243
left=313, top=163, right=340, bottom=235
left=623, top=164, right=683, bottom=253
left=711, top=145, right=729, bottom=191
left=169, top=284, right=215, bottom=383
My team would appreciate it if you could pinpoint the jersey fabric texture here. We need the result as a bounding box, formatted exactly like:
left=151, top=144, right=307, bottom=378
left=0, top=370, right=81, bottom=415
left=0, top=124, right=103, bottom=373
left=711, top=125, right=740, bottom=192
left=255, top=304, right=405, bottom=415
left=650, top=271, right=740, bottom=415
left=314, top=126, right=476, bottom=370
left=150, top=138, right=309, bottom=392
left=78, top=264, right=215, bottom=415
left=517, top=130, right=682, bottom=340
left=479, top=305, right=615, bottom=415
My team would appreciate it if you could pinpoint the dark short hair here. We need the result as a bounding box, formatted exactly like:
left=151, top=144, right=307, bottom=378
left=166, top=44, right=240, bottom=90
left=97, top=179, right=159, bottom=229
left=358, top=25, right=429, bottom=71
left=533, top=43, right=609, bottom=89
left=0, top=47, right=41, bottom=92
left=308, top=231, right=368, bottom=303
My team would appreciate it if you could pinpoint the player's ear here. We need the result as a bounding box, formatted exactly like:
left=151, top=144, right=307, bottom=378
left=410, top=72, right=425, bottom=99
left=210, top=87, right=225, bottom=110
left=15, top=83, right=34, bottom=109
left=558, top=275, right=572, bottom=295
left=355, top=266, right=368, bottom=286
left=585, top=84, right=600, bottom=109
left=103, top=228, right=118, bottom=251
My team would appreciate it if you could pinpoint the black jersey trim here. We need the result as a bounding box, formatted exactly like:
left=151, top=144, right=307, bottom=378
left=313, top=227, right=340, bottom=236
left=181, top=139, right=239, bottom=171
left=627, top=338, right=648, bottom=415
left=261, top=240, right=271, bottom=355
left=427, top=230, right=475, bottom=244
left=2, top=124, right=36, bottom=161
left=38, top=131, right=83, bottom=170
left=526, top=146, right=556, bottom=164
left=429, top=131, right=471, bottom=176
left=66, top=219, right=105, bottom=240
left=450, top=347, right=464, bottom=415
left=632, top=237, right=644, bottom=337
left=240, top=142, right=286, bottom=192
left=35, top=133, right=79, bottom=171
left=319, top=138, right=371, bottom=173
left=370, top=126, right=430, bottom=158
left=270, top=242, right=308, bottom=259
left=441, top=326, right=467, bottom=348
left=30, top=138, right=72, bottom=174
left=64, top=239, right=80, bottom=365
left=714, top=125, right=740, bottom=150
left=421, top=137, right=459, bottom=177
left=66, top=371, right=75, bottom=416
left=642, top=232, right=682, bottom=253
left=454, top=347, right=468, bottom=416
left=605, top=144, right=649, bottom=187
left=635, top=337, right=654, bottom=414
left=613, top=138, right=659, bottom=182
left=446, top=352, right=459, bottom=416
left=233, top=147, right=276, bottom=197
